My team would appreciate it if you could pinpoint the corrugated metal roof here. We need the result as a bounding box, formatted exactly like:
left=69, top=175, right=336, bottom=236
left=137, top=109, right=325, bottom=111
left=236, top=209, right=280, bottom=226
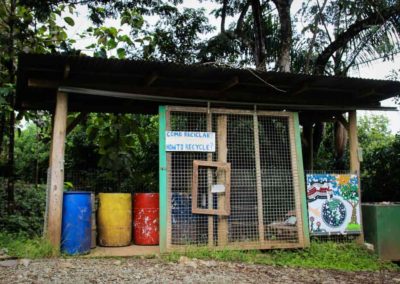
left=16, top=53, right=400, bottom=114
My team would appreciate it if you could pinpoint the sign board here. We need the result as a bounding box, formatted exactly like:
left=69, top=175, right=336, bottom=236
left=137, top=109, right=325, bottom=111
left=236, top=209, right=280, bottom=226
left=307, top=174, right=361, bottom=235
left=211, top=184, right=225, bottom=193
left=166, top=131, right=215, bottom=152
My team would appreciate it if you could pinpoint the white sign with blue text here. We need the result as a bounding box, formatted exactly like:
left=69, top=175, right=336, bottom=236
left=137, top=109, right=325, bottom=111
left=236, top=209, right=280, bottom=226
left=165, top=131, right=216, bottom=152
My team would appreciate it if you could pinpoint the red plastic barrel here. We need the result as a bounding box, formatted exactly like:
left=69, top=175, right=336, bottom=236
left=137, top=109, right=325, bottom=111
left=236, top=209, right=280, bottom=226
left=133, top=193, right=159, bottom=245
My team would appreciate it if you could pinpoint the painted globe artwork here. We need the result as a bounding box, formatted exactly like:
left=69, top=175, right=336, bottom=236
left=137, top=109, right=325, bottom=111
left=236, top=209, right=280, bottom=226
left=321, top=198, right=346, bottom=228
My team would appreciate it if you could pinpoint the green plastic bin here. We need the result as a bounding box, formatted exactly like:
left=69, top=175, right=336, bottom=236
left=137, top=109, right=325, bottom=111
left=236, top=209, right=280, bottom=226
left=362, top=203, right=400, bottom=261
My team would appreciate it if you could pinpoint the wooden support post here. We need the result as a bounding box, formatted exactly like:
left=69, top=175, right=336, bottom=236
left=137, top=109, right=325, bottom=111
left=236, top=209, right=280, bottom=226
left=47, top=92, right=68, bottom=249
left=217, top=115, right=228, bottom=246
left=206, top=111, right=214, bottom=247
left=253, top=112, right=265, bottom=242
left=348, top=110, right=364, bottom=244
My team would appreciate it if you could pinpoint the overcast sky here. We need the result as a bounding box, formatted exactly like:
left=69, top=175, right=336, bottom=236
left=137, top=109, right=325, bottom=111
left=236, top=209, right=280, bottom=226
left=60, top=1, right=400, bottom=133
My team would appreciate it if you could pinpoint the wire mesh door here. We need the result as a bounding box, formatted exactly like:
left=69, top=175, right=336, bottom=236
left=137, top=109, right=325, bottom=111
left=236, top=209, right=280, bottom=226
left=165, top=106, right=308, bottom=251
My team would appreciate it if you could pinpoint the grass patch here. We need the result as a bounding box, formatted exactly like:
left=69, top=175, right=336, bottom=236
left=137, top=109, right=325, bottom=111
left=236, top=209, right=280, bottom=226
left=0, top=232, right=56, bottom=258
left=163, top=241, right=399, bottom=272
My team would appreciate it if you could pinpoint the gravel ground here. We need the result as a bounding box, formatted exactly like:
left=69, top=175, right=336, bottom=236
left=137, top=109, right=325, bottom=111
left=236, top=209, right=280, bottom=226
left=0, top=257, right=399, bottom=284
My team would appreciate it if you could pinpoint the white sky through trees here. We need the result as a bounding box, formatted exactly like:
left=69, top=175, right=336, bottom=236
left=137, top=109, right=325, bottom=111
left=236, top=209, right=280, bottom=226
left=59, top=1, right=400, bottom=133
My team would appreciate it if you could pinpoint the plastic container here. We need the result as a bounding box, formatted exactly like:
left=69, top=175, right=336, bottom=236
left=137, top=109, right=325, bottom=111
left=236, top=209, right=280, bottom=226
left=90, top=193, right=97, bottom=249
left=61, top=191, right=92, bottom=255
left=97, top=193, right=132, bottom=246
left=133, top=193, right=159, bottom=245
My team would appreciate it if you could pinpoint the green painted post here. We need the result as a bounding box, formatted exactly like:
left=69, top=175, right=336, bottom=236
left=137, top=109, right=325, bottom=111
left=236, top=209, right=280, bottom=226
left=293, top=113, right=310, bottom=246
left=159, top=105, right=168, bottom=253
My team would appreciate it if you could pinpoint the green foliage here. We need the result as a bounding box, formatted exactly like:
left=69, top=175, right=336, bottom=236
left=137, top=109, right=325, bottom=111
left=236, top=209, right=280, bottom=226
left=164, top=241, right=398, bottom=272
left=14, top=124, right=50, bottom=184
left=0, top=182, right=46, bottom=236
left=0, top=232, right=55, bottom=258
left=358, top=115, right=394, bottom=154
left=66, top=113, right=159, bottom=192
left=362, top=134, right=400, bottom=202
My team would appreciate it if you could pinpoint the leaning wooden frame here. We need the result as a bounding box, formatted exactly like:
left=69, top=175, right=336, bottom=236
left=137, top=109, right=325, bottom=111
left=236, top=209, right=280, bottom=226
left=160, top=105, right=309, bottom=252
left=192, top=160, right=231, bottom=216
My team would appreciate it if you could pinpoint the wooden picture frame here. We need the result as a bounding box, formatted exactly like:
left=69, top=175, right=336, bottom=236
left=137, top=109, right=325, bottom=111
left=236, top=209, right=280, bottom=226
left=191, top=160, right=231, bottom=216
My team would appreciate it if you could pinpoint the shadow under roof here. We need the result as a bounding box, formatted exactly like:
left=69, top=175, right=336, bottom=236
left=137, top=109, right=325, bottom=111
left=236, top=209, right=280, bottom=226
left=16, top=53, right=400, bottom=114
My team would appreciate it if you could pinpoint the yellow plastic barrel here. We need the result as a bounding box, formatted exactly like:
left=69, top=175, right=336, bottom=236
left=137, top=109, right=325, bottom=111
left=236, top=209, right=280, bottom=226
left=97, top=193, right=132, bottom=247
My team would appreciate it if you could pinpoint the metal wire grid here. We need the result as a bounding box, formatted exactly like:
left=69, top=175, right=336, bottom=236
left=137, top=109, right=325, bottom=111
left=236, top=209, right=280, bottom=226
left=169, top=112, right=209, bottom=245
left=225, top=114, right=259, bottom=243
left=167, top=107, right=304, bottom=249
left=258, top=116, right=298, bottom=243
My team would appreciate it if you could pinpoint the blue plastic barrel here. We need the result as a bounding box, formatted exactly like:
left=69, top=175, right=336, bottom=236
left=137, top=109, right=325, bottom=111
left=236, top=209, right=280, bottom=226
left=171, top=192, right=207, bottom=245
left=61, top=191, right=92, bottom=255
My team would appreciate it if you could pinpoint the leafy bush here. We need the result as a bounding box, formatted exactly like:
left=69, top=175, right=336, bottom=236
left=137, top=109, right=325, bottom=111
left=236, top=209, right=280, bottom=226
left=0, top=181, right=46, bottom=236
left=362, top=135, right=400, bottom=202
left=0, top=232, right=55, bottom=258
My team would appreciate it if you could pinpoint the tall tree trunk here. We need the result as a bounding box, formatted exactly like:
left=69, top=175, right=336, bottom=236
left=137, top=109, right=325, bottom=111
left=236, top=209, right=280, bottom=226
left=273, top=0, right=292, bottom=72
left=235, top=1, right=250, bottom=34
left=6, top=0, right=16, bottom=213
left=351, top=204, right=357, bottom=224
left=221, top=0, right=228, bottom=33
left=250, top=0, right=266, bottom=69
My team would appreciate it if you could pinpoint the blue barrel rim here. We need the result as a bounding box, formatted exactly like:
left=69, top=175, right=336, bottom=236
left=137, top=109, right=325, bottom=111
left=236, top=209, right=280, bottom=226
left=64, top=191, right=93, bottom=194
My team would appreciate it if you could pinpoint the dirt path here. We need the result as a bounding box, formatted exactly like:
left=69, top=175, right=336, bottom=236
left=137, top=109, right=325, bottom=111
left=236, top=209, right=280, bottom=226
left=0, top=258, right=399, bottom=284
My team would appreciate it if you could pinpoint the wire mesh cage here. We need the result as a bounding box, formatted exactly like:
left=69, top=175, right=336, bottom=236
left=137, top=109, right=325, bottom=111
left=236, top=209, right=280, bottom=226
left=165, top=106, right=307, bottom=251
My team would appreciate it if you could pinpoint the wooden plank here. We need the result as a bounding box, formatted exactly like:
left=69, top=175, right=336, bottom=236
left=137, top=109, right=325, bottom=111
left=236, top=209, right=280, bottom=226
left=253, top=112, right=265, bottom=242
left=348, top=110, right=364, bottom=244
left=292, top=113, right=310, bottom=247
left=192, top=160, right=231, bottom=216
left=167, top=106, right=296, bottom=117
left=206, top=111, right=214, bottom=247
left=47, top=91, right=68, bottom=249
left=167, top=240, right=304, bottom=253
left=158, top=105, right=168, bottom=253
left=217, top=115, right=228, bottom=247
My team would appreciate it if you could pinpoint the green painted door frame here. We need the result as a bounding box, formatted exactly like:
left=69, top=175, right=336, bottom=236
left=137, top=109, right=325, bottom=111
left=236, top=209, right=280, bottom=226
left=293, top=112, right=310, bottom=246
left=159, top=105, right=167, bottom=253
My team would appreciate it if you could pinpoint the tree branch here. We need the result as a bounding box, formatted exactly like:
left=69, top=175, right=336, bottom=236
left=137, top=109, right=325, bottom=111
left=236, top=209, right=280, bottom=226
left=314, top=2, right=400, bottom=75
left=304, top=0, right=328, bottom=74
left=235, top=0, right=250, bottom=35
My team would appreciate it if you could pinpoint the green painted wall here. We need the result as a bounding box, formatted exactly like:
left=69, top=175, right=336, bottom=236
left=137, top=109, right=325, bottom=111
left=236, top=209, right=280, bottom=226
left=362, top=204, right=400, bottom=260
